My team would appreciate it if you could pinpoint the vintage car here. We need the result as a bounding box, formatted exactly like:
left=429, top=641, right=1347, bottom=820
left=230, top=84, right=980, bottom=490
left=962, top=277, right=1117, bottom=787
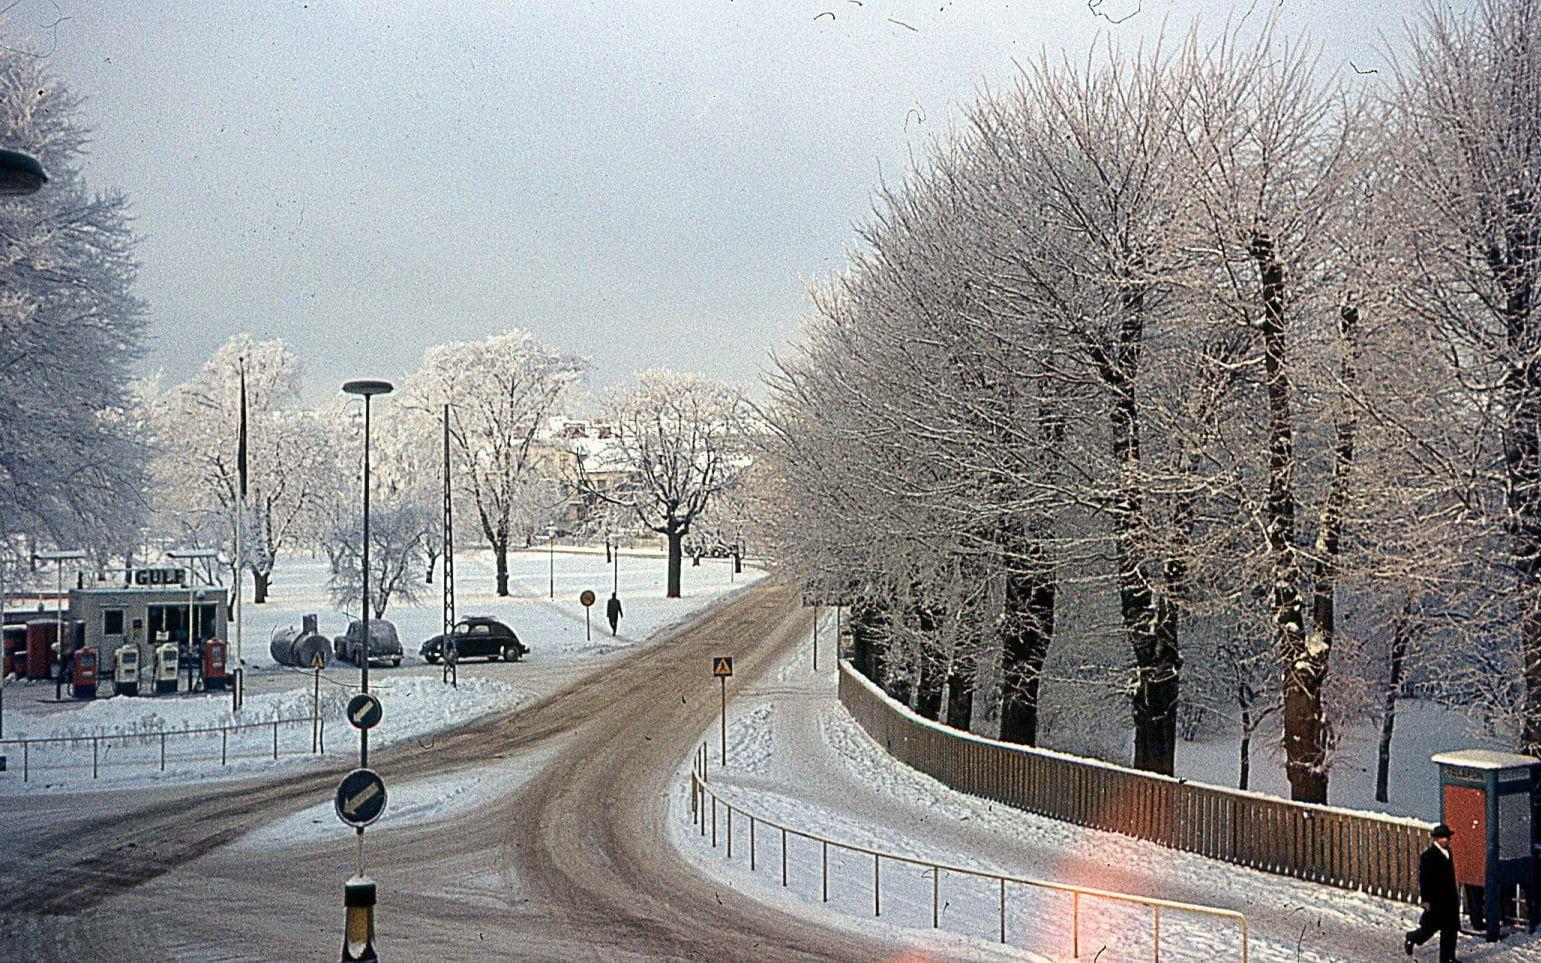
left=421, top=616, right=528, bottom=664
left=333, top=619, right=403, bottom=667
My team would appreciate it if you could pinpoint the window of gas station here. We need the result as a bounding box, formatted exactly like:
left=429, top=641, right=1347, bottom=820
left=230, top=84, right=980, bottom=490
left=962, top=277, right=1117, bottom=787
left=146, top=604, right=219, bottom=646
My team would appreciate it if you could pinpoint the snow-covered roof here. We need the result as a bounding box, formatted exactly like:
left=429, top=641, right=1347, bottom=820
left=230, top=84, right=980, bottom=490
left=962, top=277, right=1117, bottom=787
left=1430, top=749, right=1541, bottom=771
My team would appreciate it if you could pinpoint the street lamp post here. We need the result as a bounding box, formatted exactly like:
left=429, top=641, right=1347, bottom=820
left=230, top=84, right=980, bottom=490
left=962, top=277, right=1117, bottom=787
left=547, top=527, right=557, bottom=600
left=33, top=550, right=84, bottom=700
left=340, top=379, right=391, bottom=963
left=342, top=380, right=392, bottom=768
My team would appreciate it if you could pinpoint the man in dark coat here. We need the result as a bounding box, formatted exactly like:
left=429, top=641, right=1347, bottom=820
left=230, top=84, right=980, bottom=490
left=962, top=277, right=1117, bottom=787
left=606, top=592, right=623, bottom=637
left=1406, top=823, right=1460, bottom=961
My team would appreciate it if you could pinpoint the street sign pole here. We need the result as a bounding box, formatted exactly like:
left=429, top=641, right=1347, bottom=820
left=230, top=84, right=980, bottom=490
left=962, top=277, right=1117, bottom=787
left=813, top=602, right=820, bottom=672
left=720, top=674, right=727, bottom=766
left=580, top=589, right=596, bottom=642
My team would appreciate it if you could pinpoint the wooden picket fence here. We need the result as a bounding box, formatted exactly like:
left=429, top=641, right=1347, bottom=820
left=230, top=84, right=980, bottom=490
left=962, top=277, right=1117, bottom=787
left=838, top=661, right=1432, bottom=903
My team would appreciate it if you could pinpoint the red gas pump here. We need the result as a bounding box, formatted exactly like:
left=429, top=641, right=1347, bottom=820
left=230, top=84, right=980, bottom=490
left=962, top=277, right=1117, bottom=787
left=71, top=647, right=98, bottom=699
left=202, top=638, right=228, bottom=691
left=23, top=621, right=55, bottom=680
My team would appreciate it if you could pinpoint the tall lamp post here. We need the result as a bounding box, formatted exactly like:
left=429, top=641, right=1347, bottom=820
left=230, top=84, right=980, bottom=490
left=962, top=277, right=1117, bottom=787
left=33, top=550, right=84, bottom=700
left=341, top=379, right=391, bottom=963
left=342, top=379, right=392, bottom=766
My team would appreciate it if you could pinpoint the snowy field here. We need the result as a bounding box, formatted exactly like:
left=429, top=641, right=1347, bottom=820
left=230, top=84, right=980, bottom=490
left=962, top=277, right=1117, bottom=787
left=0, top=544, right=760, bottom=795
left=671, top=614, right=1537, bottom=962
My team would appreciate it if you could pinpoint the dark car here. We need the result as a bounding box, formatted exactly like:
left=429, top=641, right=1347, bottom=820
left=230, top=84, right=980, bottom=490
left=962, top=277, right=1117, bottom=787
left=421, top=616, right=528, bottom=664
left=334, top=619, right=403, bottom=667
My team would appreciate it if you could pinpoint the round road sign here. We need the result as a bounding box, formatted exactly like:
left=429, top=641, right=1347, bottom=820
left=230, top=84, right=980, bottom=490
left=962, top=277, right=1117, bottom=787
left=335, top=768, right=387, bottom=828
left=579, top=589, right=596, bottom=607
left=347, top=692, right=383, bottom=731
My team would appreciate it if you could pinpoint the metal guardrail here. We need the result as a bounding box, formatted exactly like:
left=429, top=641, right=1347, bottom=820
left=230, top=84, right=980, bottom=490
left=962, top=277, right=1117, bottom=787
left=687, top=744, right=1248, bottom=961
left=839, top=660, right=1433, bottom=904
left=0, top=713, right=325, bottom=781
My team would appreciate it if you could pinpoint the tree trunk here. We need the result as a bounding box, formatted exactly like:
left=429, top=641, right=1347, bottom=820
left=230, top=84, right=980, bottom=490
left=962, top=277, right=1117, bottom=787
left=424, top=549, right=438, bottom=585
left=1239, top=705, right=1253, bottom=792
left=998, top=525, right=1054, bottom=747
left=252, top=568, right=269, bottom=605
left=665, top=528, right=683, bottom=598
left=944, top=656, right=973, bottom=731
left=1377, top=602, right=1414, bottom=803
left=1492, top=194, right=1541, bottom=754
left=1251, top=232, right=1320, bottom=802
left=494, top=539, right=510, bottom=597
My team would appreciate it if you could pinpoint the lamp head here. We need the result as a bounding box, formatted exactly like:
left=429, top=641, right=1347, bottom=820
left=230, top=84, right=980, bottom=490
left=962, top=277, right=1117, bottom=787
left=342, top=379, right=394, bottom=398
left=0, top=150, right=46, bottom=196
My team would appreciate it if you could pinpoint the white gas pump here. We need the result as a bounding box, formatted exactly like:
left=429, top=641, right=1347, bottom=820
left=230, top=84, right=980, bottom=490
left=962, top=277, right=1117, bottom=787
left=114, top=644, right=140, bottom=697
left=154, top=642, right=179, bottom=695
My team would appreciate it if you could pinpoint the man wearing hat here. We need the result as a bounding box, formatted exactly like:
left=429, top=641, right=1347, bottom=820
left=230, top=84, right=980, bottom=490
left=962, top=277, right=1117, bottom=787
left=1405, top=822, right=1460, bottom=960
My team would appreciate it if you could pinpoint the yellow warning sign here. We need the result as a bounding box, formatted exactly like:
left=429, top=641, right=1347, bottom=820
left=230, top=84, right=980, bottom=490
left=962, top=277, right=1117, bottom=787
left=712, top=656, right=733, bottom=678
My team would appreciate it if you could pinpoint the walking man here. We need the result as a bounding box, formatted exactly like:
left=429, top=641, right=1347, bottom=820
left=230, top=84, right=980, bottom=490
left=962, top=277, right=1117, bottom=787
left=1406, top=822, right=1460, bottom=961
left=606, top=592, right=623, bottom=637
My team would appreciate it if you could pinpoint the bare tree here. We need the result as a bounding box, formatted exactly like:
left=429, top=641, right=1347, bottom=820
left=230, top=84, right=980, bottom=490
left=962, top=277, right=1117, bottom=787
left=1391, top=0, right=1541, bottom=753
left=588, top=371, right=749, bottom=598
left=0, top=48, right=147, bottom=554
left=402, top=330, right=584, bottom=597
left=149, top=335, right=325, bottom=603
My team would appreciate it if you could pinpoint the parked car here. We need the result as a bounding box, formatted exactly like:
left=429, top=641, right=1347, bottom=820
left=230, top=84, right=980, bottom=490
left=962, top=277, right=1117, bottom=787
left=333, top=619, right=402, bottom=667
left=421, top=616, right=528, bottom=664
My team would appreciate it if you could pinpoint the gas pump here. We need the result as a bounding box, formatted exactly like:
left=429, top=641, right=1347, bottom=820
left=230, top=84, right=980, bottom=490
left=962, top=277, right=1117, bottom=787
left=114, top=644, right=140, bottom=696
left=154, top=642, right=179, bottom=694
left=201, top=638, right=228, bottom=691
left=71, top=647, right=98, bottom=699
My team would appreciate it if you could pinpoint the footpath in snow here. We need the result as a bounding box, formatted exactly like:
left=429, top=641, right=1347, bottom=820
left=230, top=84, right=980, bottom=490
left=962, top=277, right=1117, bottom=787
left=672, top=617, right=1532, bottom=962
left=1, top=546, right=761, bottom=795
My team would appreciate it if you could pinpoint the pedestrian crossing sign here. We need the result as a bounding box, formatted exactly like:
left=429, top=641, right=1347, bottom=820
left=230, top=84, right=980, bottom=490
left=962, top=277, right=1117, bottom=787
left=712, top=656, right=733, bottom=678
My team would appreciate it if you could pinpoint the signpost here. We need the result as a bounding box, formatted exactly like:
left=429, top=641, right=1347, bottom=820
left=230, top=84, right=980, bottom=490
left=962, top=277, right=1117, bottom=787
left=713, top=656, right=733, bottom=768
left=580, top=589, right=596, bottom=641
left=312, top=649, right=325, bottom=752
left=335, top=768, right=388, bottom=829
left=347, top=692, right=382, bottom=731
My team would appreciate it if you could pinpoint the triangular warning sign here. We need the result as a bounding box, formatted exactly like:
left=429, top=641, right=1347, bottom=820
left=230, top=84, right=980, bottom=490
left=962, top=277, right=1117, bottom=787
left=311, top=650, right=326, bottom=668
left=712, top=656, right=733, bottom=677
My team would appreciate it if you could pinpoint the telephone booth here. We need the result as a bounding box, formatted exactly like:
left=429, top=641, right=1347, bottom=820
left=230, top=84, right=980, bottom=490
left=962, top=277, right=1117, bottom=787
left=201, top=638, right=227, bottom=691
left=1433, top=750, right=1541, bottom=941
left=71, top=647, right=98, bottom=699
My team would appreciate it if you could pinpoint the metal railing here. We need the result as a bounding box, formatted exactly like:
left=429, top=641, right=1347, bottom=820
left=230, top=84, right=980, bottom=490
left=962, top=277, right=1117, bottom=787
left=687, top=744, right=1248, bottom=961
left=0, top=713, right=325, bottom=782
left=839, top=661, right=1433, bottom=903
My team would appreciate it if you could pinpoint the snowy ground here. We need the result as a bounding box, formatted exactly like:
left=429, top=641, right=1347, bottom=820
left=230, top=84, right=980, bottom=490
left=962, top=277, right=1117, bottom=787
left=0, top=544, right=760, bottom=795
left=670, top=615, right=1534, bottom=962
left=241, top=543, right=758, bottom=668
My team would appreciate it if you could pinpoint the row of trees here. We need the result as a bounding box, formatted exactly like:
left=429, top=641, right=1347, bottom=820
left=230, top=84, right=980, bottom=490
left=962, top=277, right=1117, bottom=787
left=141, top=331, right=751, bottom=615
left=763, top=1, right=1541, bottom=803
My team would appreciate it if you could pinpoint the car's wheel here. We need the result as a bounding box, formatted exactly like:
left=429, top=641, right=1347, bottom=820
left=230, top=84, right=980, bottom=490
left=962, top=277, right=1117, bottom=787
left=392, top=657, right=401, bottom=667
left=501, top=644, right=521, bottom=662
left=425, top=651, right=440, bottom=665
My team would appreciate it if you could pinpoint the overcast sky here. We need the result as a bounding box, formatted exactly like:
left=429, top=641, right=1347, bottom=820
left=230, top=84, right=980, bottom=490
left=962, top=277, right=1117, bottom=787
left=2, top=0, right=1447, bottom=403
